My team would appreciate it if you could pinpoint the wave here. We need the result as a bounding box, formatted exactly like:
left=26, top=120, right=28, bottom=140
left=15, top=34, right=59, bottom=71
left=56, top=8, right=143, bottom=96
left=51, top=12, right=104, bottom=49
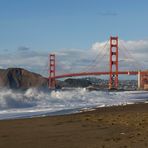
left=0, top=88, right=148, bottom=120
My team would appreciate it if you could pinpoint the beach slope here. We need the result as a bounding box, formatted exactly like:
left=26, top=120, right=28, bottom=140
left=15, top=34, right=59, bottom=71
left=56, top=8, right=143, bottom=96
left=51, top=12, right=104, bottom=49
left=0, top=103, right=148, bottom=148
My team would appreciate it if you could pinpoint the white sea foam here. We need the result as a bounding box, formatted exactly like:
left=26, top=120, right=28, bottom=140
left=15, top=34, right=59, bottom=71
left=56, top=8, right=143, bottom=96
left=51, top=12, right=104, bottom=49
left=0, top=88, right=148, bottom=120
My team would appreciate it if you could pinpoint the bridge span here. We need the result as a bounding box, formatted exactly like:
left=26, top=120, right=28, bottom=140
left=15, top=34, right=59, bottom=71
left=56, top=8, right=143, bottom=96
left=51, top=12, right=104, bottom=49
left=49, top=36, right=148, bottom=90
left=54, top=71, right=139, bottom=79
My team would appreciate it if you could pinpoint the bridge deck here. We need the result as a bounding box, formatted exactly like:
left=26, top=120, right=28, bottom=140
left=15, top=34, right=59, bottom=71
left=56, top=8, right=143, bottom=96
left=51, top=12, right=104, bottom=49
left=53, top=71, right=140, bottom=79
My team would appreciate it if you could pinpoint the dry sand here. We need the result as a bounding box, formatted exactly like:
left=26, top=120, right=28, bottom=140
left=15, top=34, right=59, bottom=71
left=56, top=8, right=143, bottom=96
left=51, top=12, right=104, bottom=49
left=0, top=103, right=148, bottom=148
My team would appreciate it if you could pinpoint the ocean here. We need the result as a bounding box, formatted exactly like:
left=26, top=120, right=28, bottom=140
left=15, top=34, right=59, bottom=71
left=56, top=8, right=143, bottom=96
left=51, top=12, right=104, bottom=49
left=0, top=88, right=148, bottom=120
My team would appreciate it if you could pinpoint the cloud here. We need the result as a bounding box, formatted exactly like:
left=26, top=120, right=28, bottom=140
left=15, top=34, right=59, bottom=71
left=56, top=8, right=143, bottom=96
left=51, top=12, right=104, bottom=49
left=119, top=40, right=148, bottom=50
left=0, top=39, right=148, bottom=78
left=0, top=49, right=48, bottom=76
left=18, top=46, right=30, bottom=51
left=3, top=49, right=9, bottom=52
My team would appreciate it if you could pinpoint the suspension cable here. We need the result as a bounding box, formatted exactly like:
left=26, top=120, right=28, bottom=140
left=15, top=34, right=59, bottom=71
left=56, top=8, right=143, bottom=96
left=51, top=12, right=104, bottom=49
left=119, top=40, right=144, bottom=70
left=118, top=47, right=139, bottom=71
left=84, top=40, right=109, bottom=72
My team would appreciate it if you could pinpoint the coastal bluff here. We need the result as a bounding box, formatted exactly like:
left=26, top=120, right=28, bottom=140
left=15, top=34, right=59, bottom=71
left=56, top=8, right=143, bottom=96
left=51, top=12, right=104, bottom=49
left=0, top=68, right=48, bottom=90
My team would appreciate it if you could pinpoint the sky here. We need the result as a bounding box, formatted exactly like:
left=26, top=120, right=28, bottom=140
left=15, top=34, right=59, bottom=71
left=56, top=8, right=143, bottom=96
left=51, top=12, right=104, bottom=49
left=0, top=0, right=148, bottom=77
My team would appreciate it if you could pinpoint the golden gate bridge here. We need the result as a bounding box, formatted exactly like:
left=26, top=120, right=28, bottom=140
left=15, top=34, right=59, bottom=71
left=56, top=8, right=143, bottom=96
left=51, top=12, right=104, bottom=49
left=48, top=36, right=148, bottom=89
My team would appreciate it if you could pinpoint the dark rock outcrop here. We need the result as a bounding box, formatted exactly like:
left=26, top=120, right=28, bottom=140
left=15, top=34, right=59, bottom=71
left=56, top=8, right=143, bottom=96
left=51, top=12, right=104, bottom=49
left=0, top=68, right=48, bottom=90
left=63, top=78, right=92, bottom=87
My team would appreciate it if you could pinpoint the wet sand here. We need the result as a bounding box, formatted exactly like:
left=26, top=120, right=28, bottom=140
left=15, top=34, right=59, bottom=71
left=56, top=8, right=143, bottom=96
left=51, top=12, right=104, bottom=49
left=0, top=103, right=148, bottom=148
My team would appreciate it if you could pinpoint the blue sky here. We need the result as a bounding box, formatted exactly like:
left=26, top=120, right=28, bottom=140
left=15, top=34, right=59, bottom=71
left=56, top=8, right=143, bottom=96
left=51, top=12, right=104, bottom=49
left=0, top=0, right=148, bottom=76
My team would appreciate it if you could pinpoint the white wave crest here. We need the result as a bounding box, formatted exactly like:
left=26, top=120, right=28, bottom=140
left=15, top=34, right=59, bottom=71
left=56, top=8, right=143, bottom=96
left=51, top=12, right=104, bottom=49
left=0, top=88, right=148, bottom=120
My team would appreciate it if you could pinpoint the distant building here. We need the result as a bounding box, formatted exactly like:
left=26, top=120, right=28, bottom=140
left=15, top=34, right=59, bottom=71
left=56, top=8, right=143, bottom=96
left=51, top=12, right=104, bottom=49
left=138, top=71, right=148, bottom=90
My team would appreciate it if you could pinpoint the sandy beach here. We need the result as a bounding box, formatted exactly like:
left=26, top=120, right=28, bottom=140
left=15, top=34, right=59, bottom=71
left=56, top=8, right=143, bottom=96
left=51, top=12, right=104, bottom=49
left=0, top=103, right=148, bottom=148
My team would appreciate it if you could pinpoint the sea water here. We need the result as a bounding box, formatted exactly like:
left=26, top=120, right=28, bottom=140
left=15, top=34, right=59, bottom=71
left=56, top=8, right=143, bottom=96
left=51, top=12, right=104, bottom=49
left=0, top=88, right=148, bottom=120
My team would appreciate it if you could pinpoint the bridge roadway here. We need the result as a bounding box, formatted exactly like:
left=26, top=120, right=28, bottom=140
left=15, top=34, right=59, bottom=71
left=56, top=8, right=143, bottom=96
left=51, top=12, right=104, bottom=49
left=54, top=71, right=141, bottom=79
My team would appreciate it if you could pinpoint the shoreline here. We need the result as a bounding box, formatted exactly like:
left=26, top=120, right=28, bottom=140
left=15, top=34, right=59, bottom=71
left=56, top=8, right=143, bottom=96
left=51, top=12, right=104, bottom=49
left=0, top=103, right=148, bottom=148
left=0, top=101, right=148, bottom=121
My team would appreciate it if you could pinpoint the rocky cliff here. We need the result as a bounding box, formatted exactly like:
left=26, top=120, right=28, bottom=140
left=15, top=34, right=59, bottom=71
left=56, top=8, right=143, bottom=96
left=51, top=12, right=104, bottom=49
left=0, top=68, right=48, bottom=90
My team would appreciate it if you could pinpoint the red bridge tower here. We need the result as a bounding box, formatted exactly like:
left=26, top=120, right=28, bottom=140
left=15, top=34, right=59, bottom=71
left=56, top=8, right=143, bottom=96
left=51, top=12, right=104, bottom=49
left=49, top=54, right=56, bottom=89
left=109, top=36, right=119, bottom=89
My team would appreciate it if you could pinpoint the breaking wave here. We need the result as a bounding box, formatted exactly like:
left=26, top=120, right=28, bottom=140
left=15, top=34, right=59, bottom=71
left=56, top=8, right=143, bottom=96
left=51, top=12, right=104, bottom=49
left=0, top=88, right=148, bottom=120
